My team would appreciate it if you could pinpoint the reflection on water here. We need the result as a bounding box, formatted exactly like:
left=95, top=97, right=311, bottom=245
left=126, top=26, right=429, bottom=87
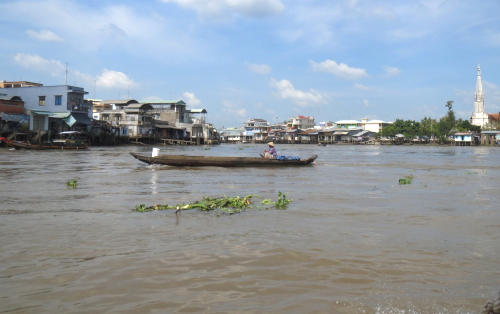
left=0, top=144, right=499, bottom=313
left=150, top=169, right=158, bottom=195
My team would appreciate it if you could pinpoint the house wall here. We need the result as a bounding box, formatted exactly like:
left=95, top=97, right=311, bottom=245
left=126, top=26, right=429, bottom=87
left=1, top=85, right=87, bottom=113
left=0, top=99, right=24, bottom=114
left=362, top=123, right=378, bottom=133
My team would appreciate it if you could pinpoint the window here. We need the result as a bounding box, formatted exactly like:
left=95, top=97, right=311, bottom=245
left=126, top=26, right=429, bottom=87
left=38, top=96, right=46, bottom=106
left=55, top=95, right=62, bottom=106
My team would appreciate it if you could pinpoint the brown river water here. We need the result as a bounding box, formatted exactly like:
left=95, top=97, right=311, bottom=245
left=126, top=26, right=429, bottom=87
left=1, top=144, right=499, bottom=313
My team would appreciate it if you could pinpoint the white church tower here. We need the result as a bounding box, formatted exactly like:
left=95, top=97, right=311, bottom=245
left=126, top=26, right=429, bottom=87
left=470, top=65, right=489, bottom=128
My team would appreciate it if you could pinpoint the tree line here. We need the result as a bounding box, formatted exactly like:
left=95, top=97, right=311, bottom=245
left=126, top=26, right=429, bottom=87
left=380, top=101, right=481, bottom=141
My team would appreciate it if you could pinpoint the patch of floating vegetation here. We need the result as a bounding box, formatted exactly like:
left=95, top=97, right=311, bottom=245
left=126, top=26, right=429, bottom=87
left=67, top=179, right=78, bottom=189
left=135, top=192, right=292, bottom=214
left=398, top=175, right=414, bottom=185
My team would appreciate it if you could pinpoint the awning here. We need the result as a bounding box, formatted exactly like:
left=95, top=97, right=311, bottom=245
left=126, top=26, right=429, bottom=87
left=190, top=109, right=207, bottom=114
left=0, top=113, right=28, bottom=122
left=30, top=110, right=51, bottom=115
left=49, top=112, right=71, bottom=119
left=333, top=131, right=349, bottom=135
left=67, top=112, right=91, bottom=126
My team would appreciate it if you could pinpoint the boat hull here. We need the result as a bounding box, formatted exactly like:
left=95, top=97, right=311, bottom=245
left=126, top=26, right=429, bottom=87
left=6, top=141, right=88, bottom=150
left=130, top=152, right=317, bottom=167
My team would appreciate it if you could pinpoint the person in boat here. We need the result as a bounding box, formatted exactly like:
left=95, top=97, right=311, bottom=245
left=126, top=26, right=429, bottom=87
left=263, top=142, right=277, bottom=159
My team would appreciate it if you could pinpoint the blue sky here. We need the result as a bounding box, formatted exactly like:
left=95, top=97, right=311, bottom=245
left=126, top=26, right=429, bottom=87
left=1, top=0, right=500, bottom=128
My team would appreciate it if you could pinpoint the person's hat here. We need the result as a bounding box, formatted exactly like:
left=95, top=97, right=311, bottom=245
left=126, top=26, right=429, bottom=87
left=268, top=142, right=274, bottom=146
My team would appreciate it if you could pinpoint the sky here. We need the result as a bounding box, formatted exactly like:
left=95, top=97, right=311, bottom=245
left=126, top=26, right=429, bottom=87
left=1, top=0, right=500, bottom=128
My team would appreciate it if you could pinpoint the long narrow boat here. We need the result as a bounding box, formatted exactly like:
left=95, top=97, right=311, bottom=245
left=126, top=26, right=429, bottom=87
left=5, top=131, right=88, bottom=150
left=6, top=141, right=88, bottom=150
left=130, top=152, right=317, bottom=167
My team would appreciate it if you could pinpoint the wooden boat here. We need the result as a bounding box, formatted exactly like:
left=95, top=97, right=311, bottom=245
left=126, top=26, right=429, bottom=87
left=5, top=131, right=88, bottom=150
left=130, top=152, right=318, bottom=167
left=6, top=141, right=88, bottom=150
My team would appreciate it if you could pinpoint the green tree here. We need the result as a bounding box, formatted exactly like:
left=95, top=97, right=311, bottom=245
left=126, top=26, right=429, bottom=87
left=419, top=117, right=438, bottom=137
left=436, top=100, right=456, bottom=141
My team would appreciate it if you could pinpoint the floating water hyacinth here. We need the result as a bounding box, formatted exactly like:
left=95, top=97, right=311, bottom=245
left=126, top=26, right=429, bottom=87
left=398, top=175, right=414, bottom=185
left=135, top=192, right=292, bottom=213
left=66, top=179, right=78, bottom=189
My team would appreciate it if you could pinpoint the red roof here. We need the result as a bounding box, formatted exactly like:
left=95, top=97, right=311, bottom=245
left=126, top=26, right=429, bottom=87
left=297, top=115, right=311, bottom=119
left=489, top=113, right=499, bottom=121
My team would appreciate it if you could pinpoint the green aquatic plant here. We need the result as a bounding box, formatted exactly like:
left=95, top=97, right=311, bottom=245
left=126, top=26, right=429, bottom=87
left=398, top=175, right=414, bottom=185
left=275, top=191, right=292, bottom=209
left=259, top=192, right=292, bottom=209
left=66, top=179, right=78, bottom=189
left=135, top=193, right=292, bottom=213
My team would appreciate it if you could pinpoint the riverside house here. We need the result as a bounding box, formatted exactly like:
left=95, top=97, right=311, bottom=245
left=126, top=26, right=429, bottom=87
left=1, top=82, right=91, bottom=137
left=0, top=93, right=27, bottom=132
left=243, top=118, right=269, bottom=143
left=94, top=98, right=218, bottom=144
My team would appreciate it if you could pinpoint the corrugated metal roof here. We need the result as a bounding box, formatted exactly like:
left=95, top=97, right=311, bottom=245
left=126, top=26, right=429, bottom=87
left=141, top=99, right=185, bottom=105
left=190, top=109, right=207, bottom=113
left=336, top=120, right=360, bottom=124
left=49, top=112, right=71, bottom=119
left=101, top=99, right=138, bottom=105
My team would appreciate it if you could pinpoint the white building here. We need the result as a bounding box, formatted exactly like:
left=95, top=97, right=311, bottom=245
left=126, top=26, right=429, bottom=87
left=470, top=65, right=490, bottom=128
left=360, top=118, right=390, bottom=133
left=1, top=84, right=89, bottom=131
left=336, top=118, right=390, bottom=133
left=289, top=115, right=315, bottom=129
left=243, top=118, right=269, bottom=142
left=336, top=120, right=360, bottom=129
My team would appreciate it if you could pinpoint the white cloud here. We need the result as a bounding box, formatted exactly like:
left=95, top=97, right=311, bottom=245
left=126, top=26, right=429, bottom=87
left=223, top=100, right=248, bottom=118
left=247, top=63, right=271, bottom=75
left=183, top=92, right=202, bottom=106
left=384, top=66, right=400, bottom=77
left=14, top=53, right=65, bottom=76
left=13, top=53, right=134, bottom=89
left=310, top=59, right=368, bottom=80
left=26, top=29, right=63, bottom=42
left=161, top=0, right=284, bottom=17
left=1, top=1, right=198, bottom=61
left=270, top=78, right=325, bottom=106
left=96, top=69, right=136, bottom=89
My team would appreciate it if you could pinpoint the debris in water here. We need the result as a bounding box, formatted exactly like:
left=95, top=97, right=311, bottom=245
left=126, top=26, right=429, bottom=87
left=398, top=175, right=414, bottom=185
left=66, top=179, right=78, bottom=189
left=135, top=192, right=292, bottom=213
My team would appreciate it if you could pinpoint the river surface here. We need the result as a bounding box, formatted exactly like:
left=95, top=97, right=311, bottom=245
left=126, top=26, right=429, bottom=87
left=1, top=144, right=499, bottom=313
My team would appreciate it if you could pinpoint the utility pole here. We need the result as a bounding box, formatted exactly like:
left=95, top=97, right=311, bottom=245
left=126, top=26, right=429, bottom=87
left=65, top=62, right=68, bottom=85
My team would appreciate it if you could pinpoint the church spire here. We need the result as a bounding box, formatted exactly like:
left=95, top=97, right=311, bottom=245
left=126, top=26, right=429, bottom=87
left=474, top=65, right=484, bottom=113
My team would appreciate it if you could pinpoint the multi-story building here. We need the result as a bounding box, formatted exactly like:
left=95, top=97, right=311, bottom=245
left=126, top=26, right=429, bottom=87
left=243, top=118, right=269, bottom=143
left=0, top=81, right=42, bottom=88
left=336, top=120, right=361, bottom=129
left=98, top=102, right=153, bottom=137
left=0, top=93, right=27, bottom=131
left=94, top=98, right=218, bottom=144
left=288, top=115, right=315, bottom=130
left=0, top=83, right=90, bottom=132
left=220, top=128, right=243, bottom=143
left=359, top=118, right=390, bottom=133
